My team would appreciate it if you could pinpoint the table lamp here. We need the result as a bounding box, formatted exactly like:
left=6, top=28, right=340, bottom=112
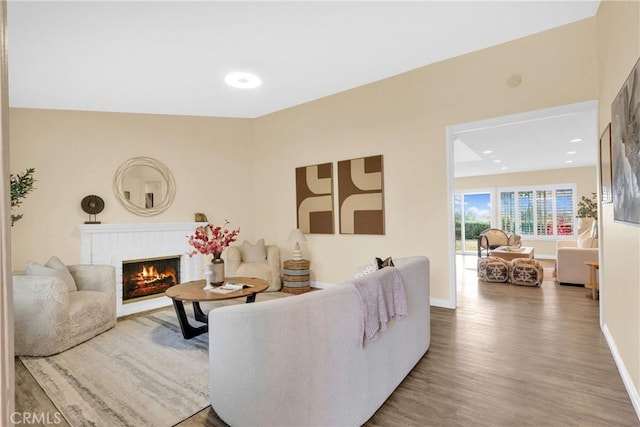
left=287, top=228, right=306, bottom=261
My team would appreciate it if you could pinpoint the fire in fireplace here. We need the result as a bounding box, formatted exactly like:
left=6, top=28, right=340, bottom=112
left=122, top=255, right=181, bottom=302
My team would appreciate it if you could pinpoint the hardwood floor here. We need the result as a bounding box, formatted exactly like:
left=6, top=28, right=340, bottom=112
left=364, top=257, right=638, bottom=426
left=15, top=257, right=640, bottom=426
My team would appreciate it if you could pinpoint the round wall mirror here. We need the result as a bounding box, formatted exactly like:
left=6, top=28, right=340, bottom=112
left=113, top=157, right=176, bottom=217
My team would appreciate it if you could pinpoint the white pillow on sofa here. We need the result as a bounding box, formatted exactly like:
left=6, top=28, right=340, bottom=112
left=577, top=236, right=597, bottom=248
left=353, top=260, right=378, bottom=279
left=241, top=239, right=267, bottom=262
left=26, top=256, right=77, bottom=292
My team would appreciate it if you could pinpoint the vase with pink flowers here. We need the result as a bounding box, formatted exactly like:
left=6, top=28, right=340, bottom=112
left=187, top=220, right=240, bottom=289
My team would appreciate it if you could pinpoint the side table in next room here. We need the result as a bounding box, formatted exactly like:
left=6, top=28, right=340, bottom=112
left=283, top=259, right=311, bottom=294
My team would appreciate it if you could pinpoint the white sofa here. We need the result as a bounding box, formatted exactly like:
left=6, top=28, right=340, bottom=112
left=556, top=240, right=599, bottom=285
left=208, top=256, right=430, bottom=426
left=556, top=217, right=599, bottom=286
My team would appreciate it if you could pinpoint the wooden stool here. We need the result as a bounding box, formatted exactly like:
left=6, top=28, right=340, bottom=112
left=283, top=259, right=311, bottom=294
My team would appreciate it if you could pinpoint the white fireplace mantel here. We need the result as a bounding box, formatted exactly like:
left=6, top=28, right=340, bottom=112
left=79, top=222, right=205, bottom=317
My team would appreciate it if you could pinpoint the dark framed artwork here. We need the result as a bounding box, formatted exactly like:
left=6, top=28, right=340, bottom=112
left=611, top=57, right=640, bottom=225
left=337, top=154, right=385, bottom=235
left=600, top=123, right=613, bottom=204
left=295, top=162, right=334, bottom=234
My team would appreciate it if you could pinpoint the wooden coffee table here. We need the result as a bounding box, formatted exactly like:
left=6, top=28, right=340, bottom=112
left=165, top=277, right=268, bottom=339
left=490, top=246, right=535, bottom=262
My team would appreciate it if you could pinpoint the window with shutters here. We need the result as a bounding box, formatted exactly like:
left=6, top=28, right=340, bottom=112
left=498, top=184, right=576, bottom=239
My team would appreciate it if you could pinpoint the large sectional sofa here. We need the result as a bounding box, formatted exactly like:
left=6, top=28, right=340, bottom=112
left=208, top=256, right=431, bottom=426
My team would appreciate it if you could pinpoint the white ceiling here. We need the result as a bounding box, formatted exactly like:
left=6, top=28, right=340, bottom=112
left=453, top=101, right=598, bottom=177
left=6, top=1, right=601, bottom=176
left=8, top=0, right=599, bottom=119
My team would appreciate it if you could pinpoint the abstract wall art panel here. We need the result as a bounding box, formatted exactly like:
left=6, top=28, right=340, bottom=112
left=337, top=155, right=385, bottom=235
left=295, top=162, right=334, bottom=234
left=611, top=57, right=640, bottom=225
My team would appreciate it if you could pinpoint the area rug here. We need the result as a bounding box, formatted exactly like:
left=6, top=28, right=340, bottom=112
left=20, top=292, right=289, bottom=427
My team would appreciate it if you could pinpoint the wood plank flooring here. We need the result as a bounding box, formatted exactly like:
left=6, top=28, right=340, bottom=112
left=15, top=257, right=640, bottom=426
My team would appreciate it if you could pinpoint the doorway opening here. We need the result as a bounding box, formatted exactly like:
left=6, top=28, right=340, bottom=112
left=446, top=100, right=599, bottom=309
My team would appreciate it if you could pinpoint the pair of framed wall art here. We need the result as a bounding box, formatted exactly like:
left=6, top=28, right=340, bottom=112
left=295, top=154, right=385, bottom=235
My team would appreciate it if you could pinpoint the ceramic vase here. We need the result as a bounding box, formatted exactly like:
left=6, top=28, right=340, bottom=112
left=211, top=252, right=225, bottom=285
left=203, top=268, right=214, bottom=290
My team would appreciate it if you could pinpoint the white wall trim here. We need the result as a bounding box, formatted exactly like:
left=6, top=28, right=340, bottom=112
left=0, top=1, right=16, bottom=425
left=446, top=125, right=458, bottom=309
left=602, top=323, right=640, bottom=422
left=0, top=3, right=14, bottom=423
left=311, top=281, right=336, bottom=289
left=78, top=222, right=207, bottom=236
left=430, top=297, right=455, bottom=309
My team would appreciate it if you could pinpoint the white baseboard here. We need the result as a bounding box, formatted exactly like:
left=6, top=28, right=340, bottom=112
left=430, top=298, right=455, bottom=309
left=602, top=323, right=640, bottom=422
left=311, top=281, right=337, bottom=289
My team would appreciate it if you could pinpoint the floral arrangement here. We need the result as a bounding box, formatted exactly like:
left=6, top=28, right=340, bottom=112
left=187, top=220, right=240, bottom=257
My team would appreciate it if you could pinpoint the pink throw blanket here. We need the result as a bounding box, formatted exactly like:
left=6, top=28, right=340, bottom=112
left=352, top=267, right=408, bottom=346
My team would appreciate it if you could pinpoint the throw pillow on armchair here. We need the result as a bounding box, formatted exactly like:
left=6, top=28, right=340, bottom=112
left=240, top=239, right=267, bottom=262
left=226, top=240, right=282, bottom=291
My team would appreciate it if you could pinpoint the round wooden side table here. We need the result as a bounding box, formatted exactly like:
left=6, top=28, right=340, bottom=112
left=283, top=259, right=311, bottom=294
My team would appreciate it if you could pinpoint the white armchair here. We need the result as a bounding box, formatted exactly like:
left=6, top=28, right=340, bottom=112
left=556, top=241, right=598, bottom=285
left=556, top=217, right=599, bottom=286
left=13, top=264, right=116, bottom=356
left=226, top=240, right=281, bottom=291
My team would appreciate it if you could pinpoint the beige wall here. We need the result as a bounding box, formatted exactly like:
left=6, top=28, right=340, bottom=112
left=9, top=17, right=599, bottom=303
left=252, top=18, right=597, bottom=303
left=596, top=0, right=640, bottom=411
left=455, top=166, right=598, bottom=257
left=9, top=109, right=254, bottom=271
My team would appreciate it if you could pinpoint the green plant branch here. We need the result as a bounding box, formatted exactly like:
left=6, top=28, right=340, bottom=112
left=10, top=167, right=36, bottom=226
left=576, top=192, right=597, bottom=220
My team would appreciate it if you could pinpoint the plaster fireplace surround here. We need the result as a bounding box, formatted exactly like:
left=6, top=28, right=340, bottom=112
left=79, top=223, right=203, bottom=317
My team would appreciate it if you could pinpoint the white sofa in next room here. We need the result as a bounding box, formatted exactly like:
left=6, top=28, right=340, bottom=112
left=208, top=256, right=431, bottom=426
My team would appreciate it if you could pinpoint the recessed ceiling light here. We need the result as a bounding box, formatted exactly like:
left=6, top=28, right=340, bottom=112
left=565, top=160, right=574, bottom=164
left=501, top=166, right=508, bottom=170
left=225, top=72, right=262, bottom=89
left=566, top=151, right=577, bottom=155
left=570, top=138, right=583, bottom=143
left=483, top=150, right=493, bottom=154
left=493, top=159, right=502, bottom=163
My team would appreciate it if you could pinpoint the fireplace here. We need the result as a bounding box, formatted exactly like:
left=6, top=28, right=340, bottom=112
left=79, top=222, right=203, bottom=317
left=122, top=255, right=181, bottom=302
